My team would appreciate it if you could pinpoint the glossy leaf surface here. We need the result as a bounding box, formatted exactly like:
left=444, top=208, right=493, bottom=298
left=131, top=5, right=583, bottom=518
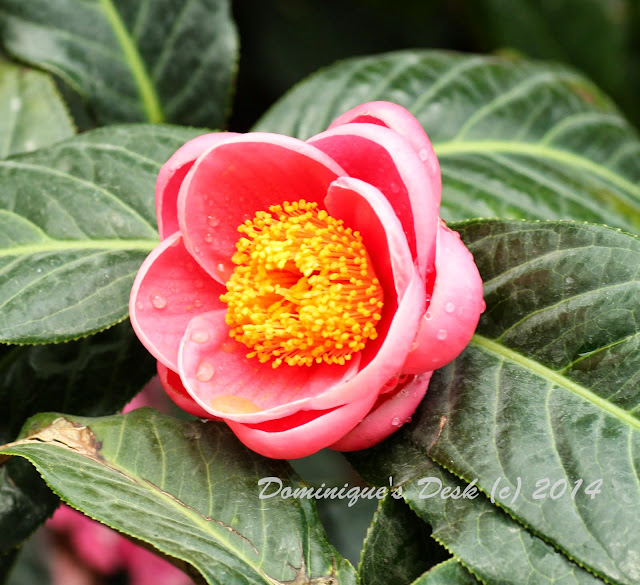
left=0, top=410, right=356, bottom=585
left=0, top=124, right=204, bottom=343
left=0, top=0, right=238, bottom=127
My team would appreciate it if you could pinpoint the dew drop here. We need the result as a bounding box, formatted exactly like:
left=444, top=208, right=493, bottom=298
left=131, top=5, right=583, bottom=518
left=405, top=416, right=412, bottom=424
left=207, top=215, right=220, bottom=227
left=480, top=299, right=487, bottom=312
left=445, top=301, right=455, bottom=313
left=418, top=148, right=429, bottom=161
left=194, top=245, right=201, bottom=255
left=196, top=361, right=215, bottom=382
left=150, top=294, right=167, bottom=309
left=425, top=293, right=432, bottom=302
left=135, top=301, right=144, bottom=311
left=190, top=328, right=209, bottom=343
left=565, top=276, right=574, bottom=285
left=424, top=311, right=432, bottom=321
left=194, top=299, right=202, bottom=308
left=10, top=97, right=21, bottom=112
left=391, top=416, right=401, bottom=427
left=436, top=329, right=448, bottom=340
left=410, top=341, right=418, bottom=351
left=204, top=233, right=214, bottom=243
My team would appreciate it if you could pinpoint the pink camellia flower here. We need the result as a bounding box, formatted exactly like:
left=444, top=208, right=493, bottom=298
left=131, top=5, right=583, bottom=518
left=129, top=101, right=483, bottom=459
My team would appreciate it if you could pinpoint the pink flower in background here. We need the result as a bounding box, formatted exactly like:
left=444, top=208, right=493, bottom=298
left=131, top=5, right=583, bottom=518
left=129, top=101, right=484, bottom=459
left=46, top=382, right=193, bottom=585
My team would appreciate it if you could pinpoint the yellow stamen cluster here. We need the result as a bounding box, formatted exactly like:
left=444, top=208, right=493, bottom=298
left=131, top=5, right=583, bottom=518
left=220, top=200, right=384, bottom=368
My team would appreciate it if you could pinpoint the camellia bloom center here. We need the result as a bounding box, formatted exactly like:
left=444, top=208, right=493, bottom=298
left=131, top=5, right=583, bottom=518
left=220, top=199, right=384, bottom=368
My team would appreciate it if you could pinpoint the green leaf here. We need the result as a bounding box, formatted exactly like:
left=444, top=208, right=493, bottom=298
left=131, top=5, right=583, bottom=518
left=412, top=559, right=480, bottom=585
left=350, top=445, right=602, bottom=585
left=0, top=124, right=205, bottom=344
left=0, top=409, right=356, bottom=585
left=254, top=51, right=640, bottom=233
left=0, top=59, right=75, bottom=158
left=0, top=0, right=238, bottom=127
left=358, top=496, right=449, bottom=585
left=0, top=321, right=156, bottom=553
left=352, top=218, right=640, bottom=584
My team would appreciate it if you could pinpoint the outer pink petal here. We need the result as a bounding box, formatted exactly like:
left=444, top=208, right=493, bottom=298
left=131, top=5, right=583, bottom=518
left=177, top=134, right=346, bottom=284
left=156, top=133, right=238, bottom=240
left=403, top=223, right=484, bottom=374
left=226, top=390, right=379, bottom=459
left=328, top=101, right=441, bottom=204
left=304, top=177, right=425, bottom=410
left=308, top=123, right=438, bottom=279
left=156, top=362, right=216, bottom=419
left=330, top=371, right=431, bottom=452
left=129, top=232, right=226, bottom=371
left=177, top=309, right=361, bottom=423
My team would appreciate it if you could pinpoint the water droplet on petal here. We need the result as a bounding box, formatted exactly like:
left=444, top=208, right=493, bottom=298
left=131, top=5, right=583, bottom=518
left=207, top=215, right=220, bottom=227
left=437, top=329, right=448, bottom=340
left=204, top=233, right=214, bottom=243
left=424, top=311, right=432, bottom=321
left=418, top=148, right=429, bottom=161
left=194, top=299, right=202, bottom=308
left=425, top=293, right=432, bottom=302
left=391, top=416, right=401, bottom=427
left=410, top=341, right=418, bottom=351
left=480, top=299, right=487, bottom=312
left=196, top=361, right=215, bottom=382
left=445, top=301, right=455, bottom=313
left=405, top=416, right=412, bottom=424
left=150, top=294, right=167, bottom=309
left=190, top=328, right=209, bottom=343
left=390, top=181, right=400, bottom=193
left=194, top=246, right=201, bottom=255
left=135, top=301, right=144, bottom=311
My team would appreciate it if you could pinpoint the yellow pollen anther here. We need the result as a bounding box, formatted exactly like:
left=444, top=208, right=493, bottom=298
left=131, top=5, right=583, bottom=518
left=220, top=200, right=384, bottom=368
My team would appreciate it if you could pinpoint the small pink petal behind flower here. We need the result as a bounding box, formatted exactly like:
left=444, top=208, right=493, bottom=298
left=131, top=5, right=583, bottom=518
left=403, top=222, right=484, bottom=374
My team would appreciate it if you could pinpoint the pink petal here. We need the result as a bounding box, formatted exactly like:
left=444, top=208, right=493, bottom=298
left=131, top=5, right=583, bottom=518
left=177, top=310, right=361, bottom=423
left=330, top=371, right=431, bottom=451
left=308, top=122, right=439, bottom=279
left=328, top=101, right=442, bottom=204
left=403, top=222, right=484, bottom=374
left=129, top=232, right=226, bottom=371
left=157, top=362, right=216, bottom=419
left=177, top=134, right=346, bottom=284
left=156, top=133, right=238, bottom=240
left=303, top=177, right=425, bottom=410
left=226, top=390, right=379, bottom=459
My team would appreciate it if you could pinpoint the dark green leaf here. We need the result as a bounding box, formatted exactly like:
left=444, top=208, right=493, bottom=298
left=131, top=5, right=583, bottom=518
left=412, top=559, right=480, bottom=585
left=254, top=51, right=640, bottom=233
left=350, top=445, right=602, bottom=585
left=0, top=0, right=238, bottom=127
left=0, top=60, right=74, bottom=158
left=353, top=218, right=640, bottom=584
left=358, top=496, right=449, bottom=585
left=0, top=410, right=356, bottom=585
left=0, top=124, right=205, bottom=343
left=0, top=320, right=155, bottom=553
